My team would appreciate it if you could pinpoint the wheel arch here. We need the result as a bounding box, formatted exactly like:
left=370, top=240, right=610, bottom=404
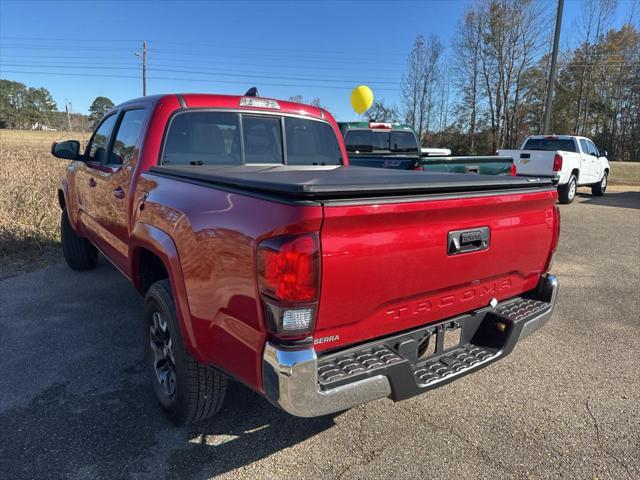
left=571, top=168, right=580, bottom=182
left=129, top=223, right=205, bottom=364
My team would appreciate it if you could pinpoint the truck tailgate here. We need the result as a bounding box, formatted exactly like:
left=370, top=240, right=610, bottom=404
left=314, top=188, right=557, bottom=351
left=498, top=150, right=554, bottom=176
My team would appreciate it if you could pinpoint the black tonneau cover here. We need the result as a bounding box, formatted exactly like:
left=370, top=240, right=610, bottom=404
left=149, top=165, right=554, bottom=199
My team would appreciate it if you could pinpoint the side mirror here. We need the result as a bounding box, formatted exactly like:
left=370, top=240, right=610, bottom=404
left=600, top=149, right=608, bottom=158
left=51, top=140, right=81, bottom=160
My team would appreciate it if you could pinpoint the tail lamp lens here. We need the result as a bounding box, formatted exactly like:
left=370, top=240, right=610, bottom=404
left=257, top=233, right=319, bottom=337
left=510, top=163, right=517, bottom=176
left=553, top=154, right=563, bottom=172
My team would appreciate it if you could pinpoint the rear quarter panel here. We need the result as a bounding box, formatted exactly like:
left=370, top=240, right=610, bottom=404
left=134, top=173, right=323, bottom=391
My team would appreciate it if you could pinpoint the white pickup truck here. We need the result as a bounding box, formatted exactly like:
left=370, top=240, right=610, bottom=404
left=498, top=135, right=610, bottom=204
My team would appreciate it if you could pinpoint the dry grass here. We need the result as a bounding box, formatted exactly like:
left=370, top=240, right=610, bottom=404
left=609, top=161, right=640, bottom=185
left=0, top=130, right=88, bottom=277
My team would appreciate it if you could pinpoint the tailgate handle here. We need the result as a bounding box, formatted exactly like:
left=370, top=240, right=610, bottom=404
left=448, top=227, right=490, bottom=255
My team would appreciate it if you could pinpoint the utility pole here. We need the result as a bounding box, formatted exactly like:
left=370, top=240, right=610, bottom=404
left=543, top=0, right=564, bottom=134
left=65, top=100, right=72, bottom=130
left=135, top=41, right=147, bottom=96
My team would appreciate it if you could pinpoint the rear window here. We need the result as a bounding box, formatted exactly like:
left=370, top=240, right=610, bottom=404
left=285, top=117, right=342, bottom=165
left=161, top=112, right=341, bottom=166
left=344, top=129, right=419, bottom=153
left=523, top=138, right=577, bottom=152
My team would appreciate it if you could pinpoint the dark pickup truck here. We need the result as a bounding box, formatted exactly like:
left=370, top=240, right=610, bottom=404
left=339, top=121, right=515, bottom=175
left=51, top=94, right=559, bottom=424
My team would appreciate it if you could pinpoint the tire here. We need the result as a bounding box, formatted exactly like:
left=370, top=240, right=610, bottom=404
left=591, top=171, right=608, bottom=196
left=61, top=209, right=98, bottom=270
left=144, top=279, right=227, bottom=424
left=558, top=175, right=577, bottom=204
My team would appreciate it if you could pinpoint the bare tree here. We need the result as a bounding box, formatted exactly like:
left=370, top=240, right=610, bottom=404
left=452, top=9, right=483, bottom=152
left=366, top=100, right=400, bottom=123
left=401, top=34, right=443, bottom=141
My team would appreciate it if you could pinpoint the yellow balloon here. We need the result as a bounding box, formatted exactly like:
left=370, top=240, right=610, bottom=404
left=350, top=85, right=374, bottom=114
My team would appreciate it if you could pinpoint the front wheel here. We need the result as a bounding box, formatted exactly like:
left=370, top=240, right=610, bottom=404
left=61, top=209, right=98, bottom=270
left=591, top=172, right=608, bottom=196
left=143, top=279, right=227, bottom=424
left=558, top=175, right=577, bottom=204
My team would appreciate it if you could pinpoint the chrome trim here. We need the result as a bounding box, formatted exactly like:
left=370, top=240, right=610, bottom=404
left=262, top=343, right=391, bottom=418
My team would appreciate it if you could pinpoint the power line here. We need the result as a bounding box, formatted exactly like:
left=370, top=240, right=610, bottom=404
left=0, top=36, right=409, bottom=58
left=0, top=42, right=408, bottom=66
left=0, top=63, right=402, bottom=85
left=0, top=53, right=409, bottom=75
left=0, top=69, right=399, bottom=92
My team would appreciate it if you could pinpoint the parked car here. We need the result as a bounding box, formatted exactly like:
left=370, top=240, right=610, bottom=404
left=51, top=93, right=560, bottom=424
left=498, top=134, right=610, bottom=204
left=339, top=121, right=514, bottom=175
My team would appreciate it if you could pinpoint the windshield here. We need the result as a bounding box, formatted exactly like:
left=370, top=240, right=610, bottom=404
left=523, top=138, right=577, bottom=152
left=344, top=129, right=419, bottom=154
left=162, top=112, right=342, bottom=166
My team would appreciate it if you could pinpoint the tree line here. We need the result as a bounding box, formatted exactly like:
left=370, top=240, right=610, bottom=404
left=0, top=80, right=115, bottom=131
left=375, top=0, right=639, bottom=161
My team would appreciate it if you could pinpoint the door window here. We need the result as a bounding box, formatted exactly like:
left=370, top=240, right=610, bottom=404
left=87, top=114, right=118, bottom=163
left=579, top=139, right=590, bottom=155
left=587, top=140, right=599, bottom=157
left=109, top=109, right=146, bottom=166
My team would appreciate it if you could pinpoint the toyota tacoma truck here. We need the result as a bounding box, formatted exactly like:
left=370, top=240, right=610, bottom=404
left=339, top=121, right=515, bottom=175
left=498, top=134, right=610, bottom=204
left=51, top=93, right=560, bottom=424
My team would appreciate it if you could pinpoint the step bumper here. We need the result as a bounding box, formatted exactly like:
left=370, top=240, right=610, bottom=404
left=262, top=274, right=558, bottom=418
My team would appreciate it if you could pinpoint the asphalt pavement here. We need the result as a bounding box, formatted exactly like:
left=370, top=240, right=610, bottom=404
left=1, top=189, right=638, bottom=480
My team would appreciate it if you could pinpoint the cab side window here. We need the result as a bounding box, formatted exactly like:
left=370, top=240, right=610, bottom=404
left=587, top=140, right=599, bottom=157
left=87, top=114, right=118, bottom=163
left=109, top=109, right=146, bottom=166
left=579, top=139, right=590, bottom=155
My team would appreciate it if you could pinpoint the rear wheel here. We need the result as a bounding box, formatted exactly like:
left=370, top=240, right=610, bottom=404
left=143, top=279, right=227, bottom=424
left=591, top=172, right=608, bottom=196
left=558, top=175, right=577, bottom=204
left=61, top=209, right=98, bottom=270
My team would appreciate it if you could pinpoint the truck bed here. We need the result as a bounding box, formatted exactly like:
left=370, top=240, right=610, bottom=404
left=150, top=165, right=553, bottom=200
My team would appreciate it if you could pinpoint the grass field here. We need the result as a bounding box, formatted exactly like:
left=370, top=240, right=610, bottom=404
left=0, top=129, right=638, bottom=278
left=0, top=130, right=88, bottom=277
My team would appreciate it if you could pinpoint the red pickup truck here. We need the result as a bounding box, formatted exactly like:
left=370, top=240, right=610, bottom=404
left=51, top=93, right=560, bottom=424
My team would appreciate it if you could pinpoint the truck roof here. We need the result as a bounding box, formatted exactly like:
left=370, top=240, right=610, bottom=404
left=526, top=134, right=585, bottom=141
left=338, top=121, right=414, bottom=131
left=115, top=93, right=328, bottom=120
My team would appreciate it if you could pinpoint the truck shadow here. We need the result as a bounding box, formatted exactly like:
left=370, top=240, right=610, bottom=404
left=0, top=260, right=337, bottom=480
left=577, top=190, right=640, bottom=209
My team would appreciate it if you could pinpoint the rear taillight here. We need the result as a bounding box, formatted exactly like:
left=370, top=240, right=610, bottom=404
left=411, top=164, right=424, bottom=171
left=553, top=154, right=563, bottom=172
left=257, top=233, right=319, bottom=337
left=510, top=163, right=517, bottom=176
left=545, top=205, right=561, bottom=272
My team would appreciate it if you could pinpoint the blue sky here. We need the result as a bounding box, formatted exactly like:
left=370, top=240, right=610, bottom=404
left=0, top=0, right=636, bottom=120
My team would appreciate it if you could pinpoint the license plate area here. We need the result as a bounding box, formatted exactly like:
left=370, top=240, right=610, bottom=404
left=417, top=321, right=463, bottom=361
